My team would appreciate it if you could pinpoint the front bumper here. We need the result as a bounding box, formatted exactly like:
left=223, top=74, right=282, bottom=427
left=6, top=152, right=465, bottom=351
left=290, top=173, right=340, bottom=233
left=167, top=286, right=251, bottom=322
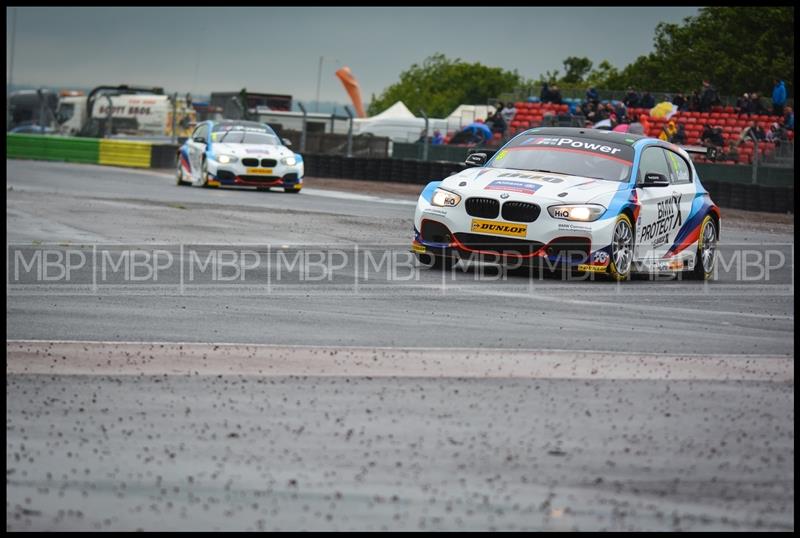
left=413, top=195, right=616, bottom=270
left=208, top=160, right=304, bottom=189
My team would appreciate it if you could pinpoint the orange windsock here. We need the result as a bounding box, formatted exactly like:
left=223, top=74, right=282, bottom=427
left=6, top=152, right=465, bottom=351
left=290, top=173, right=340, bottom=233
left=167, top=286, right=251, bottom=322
left=335, top=66, right=365, bottom=118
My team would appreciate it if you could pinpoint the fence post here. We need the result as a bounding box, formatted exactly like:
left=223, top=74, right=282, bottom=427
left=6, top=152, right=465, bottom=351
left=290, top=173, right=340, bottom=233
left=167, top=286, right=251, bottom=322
left=104, top=94, right=113, bottom=138
left=752, top=139, right=759, bottom=184
left=297, top=102, right=307, bottom=152
left=171, top=92, right=178, bottom=145
left=36, top=88, right=46, bottom=134
left=344, top=105, right=354, bottom=158
left=419, top=109, right=429, bottom=161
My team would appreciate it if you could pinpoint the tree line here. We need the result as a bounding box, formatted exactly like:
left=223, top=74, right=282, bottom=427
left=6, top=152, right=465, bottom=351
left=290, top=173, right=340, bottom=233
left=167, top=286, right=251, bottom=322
left=367, top=7, right=793, bottom=117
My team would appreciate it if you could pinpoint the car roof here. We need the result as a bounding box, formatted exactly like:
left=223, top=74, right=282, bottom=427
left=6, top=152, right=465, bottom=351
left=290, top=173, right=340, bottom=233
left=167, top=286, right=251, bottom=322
left=520, top=127, right=646, bottom=145
left=212, top=120, right=269, bottom=129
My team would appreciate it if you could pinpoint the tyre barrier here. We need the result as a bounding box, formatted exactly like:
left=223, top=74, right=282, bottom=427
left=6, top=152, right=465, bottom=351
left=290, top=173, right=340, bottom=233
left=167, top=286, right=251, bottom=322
left=7, top=134, right=178, bottom=170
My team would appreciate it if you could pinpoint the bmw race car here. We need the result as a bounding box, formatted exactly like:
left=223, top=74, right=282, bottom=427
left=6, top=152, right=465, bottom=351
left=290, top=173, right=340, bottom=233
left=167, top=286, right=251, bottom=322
left=177, top=120, right=304, bottom=192
left=412, top=127, right=721, bottom=280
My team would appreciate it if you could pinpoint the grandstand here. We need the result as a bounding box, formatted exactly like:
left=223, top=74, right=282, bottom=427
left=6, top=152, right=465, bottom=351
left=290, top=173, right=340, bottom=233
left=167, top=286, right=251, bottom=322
left=504, top=101, right=793, bottom=166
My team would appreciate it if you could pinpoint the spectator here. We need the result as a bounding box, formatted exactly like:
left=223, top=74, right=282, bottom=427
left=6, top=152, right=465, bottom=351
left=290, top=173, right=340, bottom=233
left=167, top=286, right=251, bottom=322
left=749, top=93, right=766, bottom=115
left=549, top=85, right=563, bottom=105
left=735, top=93, right=751, bottom=115
left=783, top=106, right=794, bottom=130
left=671, top=123, right=687, bottom=144
left=586, top=87, right=599, bottom=103
left=699, top=80, right=717, bottom=113
left=734, top=121, right=758, bottom=148
left=613, top=100, right=627, bottom=122
left=659, top=120, right=677, bottom=141
left=640, top=91, right=655, bottom=109
left=752, top=124, right=767, bottom=141
left=767, top=122, right=787, bottom=145
left=700, top=123, right=724, bottom=149
left=689, top=90, right=701, bottom=112
left=672, top=92, right=687, bottom=111
left=431, top=129, right=444, bottom=145
left=596, top=103, right=611, bottom=122
left=500, top=102, right=517, bottom=126
left=540, top=82, right=551, bottom=103
left=772, top=79, right=787, bottom=117
left=486, top=103, right=507, bottom=135
left=623, top=87, right=640, bottom=108
left=581, top=100, right=599, bottom=123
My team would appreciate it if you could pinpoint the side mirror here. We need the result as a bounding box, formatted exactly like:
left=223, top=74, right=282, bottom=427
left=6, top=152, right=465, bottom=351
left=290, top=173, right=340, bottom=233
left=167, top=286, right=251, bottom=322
left=282, top=138, right=292, bottom=147
left=640, top=172, right=670, bottom=187
left=464, top=152, right=487, bottom=167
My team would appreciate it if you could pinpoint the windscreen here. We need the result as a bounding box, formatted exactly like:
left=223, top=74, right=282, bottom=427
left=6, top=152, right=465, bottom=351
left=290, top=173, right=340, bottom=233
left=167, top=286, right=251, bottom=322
left=211, top=131, right=280, bottom=145
left=488, top=134, right=634, bottom=182
left=211, top=123, right=280, bottom=145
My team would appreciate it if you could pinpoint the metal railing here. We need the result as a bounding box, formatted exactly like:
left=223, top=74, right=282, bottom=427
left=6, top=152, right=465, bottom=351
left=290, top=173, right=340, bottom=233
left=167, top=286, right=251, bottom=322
left=494, top=85, right=792, bottom=110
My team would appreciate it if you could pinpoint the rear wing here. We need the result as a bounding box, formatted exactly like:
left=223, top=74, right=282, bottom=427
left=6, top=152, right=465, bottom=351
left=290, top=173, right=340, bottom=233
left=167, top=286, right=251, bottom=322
left=679, top=145, right=718, bottom=161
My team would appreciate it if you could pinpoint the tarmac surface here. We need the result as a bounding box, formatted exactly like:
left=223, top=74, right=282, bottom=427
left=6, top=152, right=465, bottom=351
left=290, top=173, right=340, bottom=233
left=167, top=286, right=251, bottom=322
left=6, top=159, right=795, bottom=530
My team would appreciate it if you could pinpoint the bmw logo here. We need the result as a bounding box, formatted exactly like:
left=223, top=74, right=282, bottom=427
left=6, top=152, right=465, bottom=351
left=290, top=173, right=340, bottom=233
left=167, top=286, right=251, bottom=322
left=500, top=193, right=510, bottom=199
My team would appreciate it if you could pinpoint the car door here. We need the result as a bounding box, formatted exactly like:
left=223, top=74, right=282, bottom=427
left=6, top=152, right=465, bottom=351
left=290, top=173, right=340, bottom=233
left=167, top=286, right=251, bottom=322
left=633, top=146, right=679, bottom=264
left=187, top=123, right=209, bottom=182
left=662, top=148, right=697, bottom=262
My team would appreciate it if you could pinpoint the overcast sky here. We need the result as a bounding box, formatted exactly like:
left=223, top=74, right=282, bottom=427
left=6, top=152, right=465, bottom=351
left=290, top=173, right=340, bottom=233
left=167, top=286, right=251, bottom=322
left=7, top=7, right=700, bottom=104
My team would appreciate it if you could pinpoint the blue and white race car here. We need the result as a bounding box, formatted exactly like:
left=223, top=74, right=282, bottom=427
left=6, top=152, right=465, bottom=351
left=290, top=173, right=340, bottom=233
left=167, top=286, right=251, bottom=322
left=177, top=120, right=304, bottom=192
left=412, top=127, right=721, bottom=280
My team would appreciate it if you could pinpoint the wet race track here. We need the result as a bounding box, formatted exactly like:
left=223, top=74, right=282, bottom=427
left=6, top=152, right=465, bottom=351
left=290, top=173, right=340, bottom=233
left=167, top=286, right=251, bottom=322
left=6, top=159, right=795, bottom=530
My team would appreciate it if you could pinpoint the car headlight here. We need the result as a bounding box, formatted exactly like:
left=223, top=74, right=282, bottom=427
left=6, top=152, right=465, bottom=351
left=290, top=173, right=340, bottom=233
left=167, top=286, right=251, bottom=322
left=216, top=154, right=238, bottom=164
left=547, top=204, right=606, bottom=222
left=281, top=156, right=297, bottom=166
left=431, top=188, right=462, bottom=207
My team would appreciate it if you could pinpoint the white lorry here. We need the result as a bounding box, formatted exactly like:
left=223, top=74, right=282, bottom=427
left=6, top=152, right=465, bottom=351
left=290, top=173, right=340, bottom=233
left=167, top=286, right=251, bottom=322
left=56, top=87, right=195, bottom=138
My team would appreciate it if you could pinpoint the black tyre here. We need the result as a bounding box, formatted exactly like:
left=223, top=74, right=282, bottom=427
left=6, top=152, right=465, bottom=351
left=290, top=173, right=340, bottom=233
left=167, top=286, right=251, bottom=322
left=201, top=159, right=214, bottom=188
left=686, top=215, right=717, bottom=280
left=607, top=213, right=634, bottom=281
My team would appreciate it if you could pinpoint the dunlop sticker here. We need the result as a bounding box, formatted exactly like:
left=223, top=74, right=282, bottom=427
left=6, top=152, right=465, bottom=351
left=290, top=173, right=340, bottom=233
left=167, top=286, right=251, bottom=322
left=470, top=219, right=527, bottom=238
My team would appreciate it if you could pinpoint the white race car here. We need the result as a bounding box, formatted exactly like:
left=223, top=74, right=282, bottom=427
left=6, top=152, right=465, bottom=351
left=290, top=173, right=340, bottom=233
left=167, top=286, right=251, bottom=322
left=177, top=120, right=304, bottom=192
left=412, top=127, right=721, bottom=280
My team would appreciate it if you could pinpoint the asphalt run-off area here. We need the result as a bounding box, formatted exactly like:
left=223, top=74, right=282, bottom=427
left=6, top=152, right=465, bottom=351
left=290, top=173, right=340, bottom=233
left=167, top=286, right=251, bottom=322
left=6, top=159, right=794, bottom=531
